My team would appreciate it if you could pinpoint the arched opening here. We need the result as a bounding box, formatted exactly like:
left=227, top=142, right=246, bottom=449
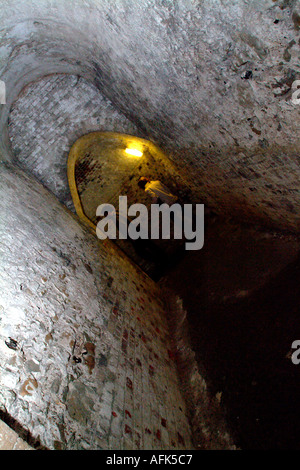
left=67, top=131, right=187, bottom=279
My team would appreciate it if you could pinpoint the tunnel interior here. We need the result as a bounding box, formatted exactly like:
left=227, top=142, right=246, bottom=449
left=0, top=0, right=300, bottom=451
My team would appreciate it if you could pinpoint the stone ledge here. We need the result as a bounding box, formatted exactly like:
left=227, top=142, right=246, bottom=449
left=0, top=420, right=34, bottom=450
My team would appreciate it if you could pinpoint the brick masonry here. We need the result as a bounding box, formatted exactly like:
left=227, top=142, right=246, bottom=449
left=8, top=74, right=142, bottom=211
left=0, top=162, right=193, bottom=450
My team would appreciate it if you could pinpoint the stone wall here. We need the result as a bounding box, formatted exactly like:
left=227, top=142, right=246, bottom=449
left=0, top=162, right=193, bottom=450
left=1, top=0, right=299, bottom=231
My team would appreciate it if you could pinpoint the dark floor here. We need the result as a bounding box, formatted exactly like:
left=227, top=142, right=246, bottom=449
left=163, top=214, right=300, bottom=449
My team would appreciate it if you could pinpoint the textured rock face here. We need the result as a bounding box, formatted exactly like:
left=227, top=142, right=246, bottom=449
left=1, top=0, right=300, bottom=230
left=0, top=162, right=193, bottom=450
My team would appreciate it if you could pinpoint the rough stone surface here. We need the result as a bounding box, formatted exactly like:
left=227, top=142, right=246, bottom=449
left=0, top=0, right=299, bottom=230
left=0, top=162, right=194, bottom=450
left=164, top=292, right=236, bottom=450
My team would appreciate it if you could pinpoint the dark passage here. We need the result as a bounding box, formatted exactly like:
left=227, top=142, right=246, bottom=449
left=164, top=213, right=300, bottom=449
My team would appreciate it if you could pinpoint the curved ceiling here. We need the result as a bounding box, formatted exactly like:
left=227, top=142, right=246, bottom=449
left=1, top=0, right=299, bottom=230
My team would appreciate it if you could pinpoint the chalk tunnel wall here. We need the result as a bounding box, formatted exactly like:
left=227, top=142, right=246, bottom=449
left=0, top=0, right=300, bottom=450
